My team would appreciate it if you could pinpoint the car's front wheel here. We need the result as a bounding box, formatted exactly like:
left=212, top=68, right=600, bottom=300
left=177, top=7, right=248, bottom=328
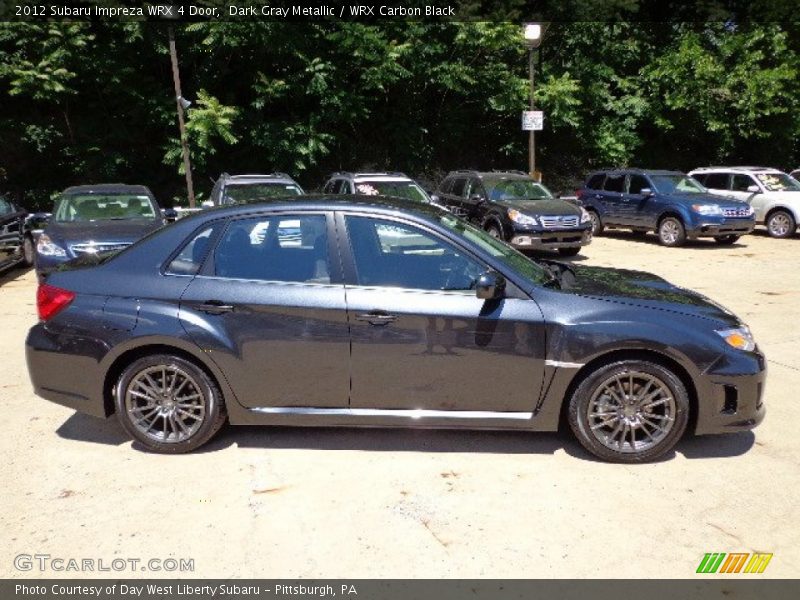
left=21, top=235, right=35, bottom=268
left=485, top=223, right=504, bottom=240
left=568, top=359, right=690, bottom=463
left=588, top=210, right=603, bottom=236
left=658, top=216, right=686, bottom=247
left=115, top=354, right=226, bottom=453
left=766, top=209, right=796, bottom=238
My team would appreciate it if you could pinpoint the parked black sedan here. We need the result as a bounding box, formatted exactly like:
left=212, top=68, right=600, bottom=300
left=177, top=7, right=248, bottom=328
left=26, top=196, right=765, bottom=462
left=36, top=184, right=166, bottom=277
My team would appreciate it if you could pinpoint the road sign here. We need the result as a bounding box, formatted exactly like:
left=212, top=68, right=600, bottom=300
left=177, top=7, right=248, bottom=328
left=522, top=110, right=544, bottom=131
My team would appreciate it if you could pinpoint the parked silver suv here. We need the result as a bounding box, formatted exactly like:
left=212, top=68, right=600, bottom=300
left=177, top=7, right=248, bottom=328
left=690, top=166, right=800, bottom=238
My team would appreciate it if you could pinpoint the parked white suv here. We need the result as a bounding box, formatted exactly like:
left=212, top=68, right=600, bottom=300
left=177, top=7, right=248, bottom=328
left=689, top=167, right=800, bottom=238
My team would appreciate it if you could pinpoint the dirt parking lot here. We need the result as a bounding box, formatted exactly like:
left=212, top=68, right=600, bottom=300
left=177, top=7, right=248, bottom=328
left=1, top=230, right=799, bottom=579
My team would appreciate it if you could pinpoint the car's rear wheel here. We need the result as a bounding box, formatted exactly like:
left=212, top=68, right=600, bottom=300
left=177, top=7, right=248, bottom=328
left=714, top=235, right=740, bottom=245
left=568, top=359, right=690, bottom=463
left=115, top=354, right=226, bottom=453
left=558, top=247, right=581, bottom=257
left=658, top=216, right=686, bottom=247
left=588, top=210, right=603, bottom=236
left=766, top=210, right=796, bottom=238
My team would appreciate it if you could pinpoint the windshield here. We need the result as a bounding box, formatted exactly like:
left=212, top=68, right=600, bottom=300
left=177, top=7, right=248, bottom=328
left=650, top=175, right=705, bottom=194
left=223, top=182, right=303, bottom=203
left=484, top=178, right=554, bottom=202
left=354, top=180, right=430, bottom=203
left=55, top=194, right=157, bottom=222
left=437, top=213, right=552, bottom=286
left=755, top=173, right=800, bottom=192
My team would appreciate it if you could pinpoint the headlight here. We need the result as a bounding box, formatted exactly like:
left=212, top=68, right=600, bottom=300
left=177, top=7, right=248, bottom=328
left=692, top=204, right=723, bottom=216
left=580, top=208, right=592, bottom=224
left=716, top=326, right=756, bottom=352
left=36, top=234, right=66, bottom=257
left=507, top=209, right=538, bottom=226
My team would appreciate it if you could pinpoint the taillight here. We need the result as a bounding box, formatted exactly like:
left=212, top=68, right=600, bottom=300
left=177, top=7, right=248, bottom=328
left=37, top=284, right=75, bottom=321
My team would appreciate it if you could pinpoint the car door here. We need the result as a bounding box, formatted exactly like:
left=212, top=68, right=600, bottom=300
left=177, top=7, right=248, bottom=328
left=178, top=211, right=351, bottom=408
left=599, top=172, right=626, bottom=225
left=622, top=173, right=653, bottom=228
left=0, top=197, right=24, bottom=266
left=731, top=174, right=767, bottom=220
left=444, top=177, right=469, bottom=218
left=339, top=213, right=546, bottom=413
left=461, top=177, right=487, bottom=226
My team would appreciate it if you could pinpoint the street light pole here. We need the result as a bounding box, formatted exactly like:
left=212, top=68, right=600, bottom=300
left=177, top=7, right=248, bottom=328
left=168, top=26, right=196, bottom=209
left=528, top=46, right=536, bottom=179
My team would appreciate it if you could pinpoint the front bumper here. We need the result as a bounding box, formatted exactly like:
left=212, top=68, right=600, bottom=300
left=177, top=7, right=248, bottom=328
left=687, top=218, right=755, bottom=238
left=510, top=228, right=592, bottom=250
left=694, top=348, right=766, bottom=435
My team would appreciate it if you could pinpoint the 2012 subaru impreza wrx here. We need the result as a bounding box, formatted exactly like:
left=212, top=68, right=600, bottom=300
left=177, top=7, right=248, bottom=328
left=25, top=196, right=766, bottom=462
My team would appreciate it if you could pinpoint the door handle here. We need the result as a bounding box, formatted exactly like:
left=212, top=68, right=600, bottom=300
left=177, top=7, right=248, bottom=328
left=355, top=311, right=397, bottom=326
left=194, top=300, right=235, bottom=315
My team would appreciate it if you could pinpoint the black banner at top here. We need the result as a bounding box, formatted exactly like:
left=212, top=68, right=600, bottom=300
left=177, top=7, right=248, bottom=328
left=1, top=0, right=798, bottom=22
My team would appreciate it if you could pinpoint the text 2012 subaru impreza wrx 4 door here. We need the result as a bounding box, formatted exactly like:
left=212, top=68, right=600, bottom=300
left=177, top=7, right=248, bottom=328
left=26, top=196, right=766, bottom=462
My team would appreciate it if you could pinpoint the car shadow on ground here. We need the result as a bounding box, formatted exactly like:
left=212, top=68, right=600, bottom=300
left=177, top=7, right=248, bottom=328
left=521, top=250, right=590, bottom=263
left=597, top=230, right=749, bottom=249
left=0, top=266, right=32, bottom=287
left=56, top=412, right=755, bottom=462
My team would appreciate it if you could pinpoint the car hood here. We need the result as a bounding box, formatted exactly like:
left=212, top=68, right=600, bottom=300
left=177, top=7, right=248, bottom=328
left=549, top=262, right=739, bottom=325
left=45, top=219, right=163, bottom=243
left=497, top=198, right=581, bottom=216
left=662, top=192, right=748, bottom=208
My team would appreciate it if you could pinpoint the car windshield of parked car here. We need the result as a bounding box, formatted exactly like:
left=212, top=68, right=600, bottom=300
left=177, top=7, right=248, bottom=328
left=484, top=179, right=553, bottom=202
left=54, top=194, right=157, bottom=222
left=224, top=183, right=303, bottom=203
left=438, top=213, right=552, bottom=286
left=650, top=175, right=705, bottom=194
left=755, top=173, right=800, bottom=192
left=354, top=181, right=430, bottom=203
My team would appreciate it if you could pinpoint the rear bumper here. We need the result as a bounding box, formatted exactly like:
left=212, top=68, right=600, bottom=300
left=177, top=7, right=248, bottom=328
left=26, top=323, right=109, bottom=418
left=510, top=228, right=592, bottom=250
left=694, top=349, right=767, bottom=435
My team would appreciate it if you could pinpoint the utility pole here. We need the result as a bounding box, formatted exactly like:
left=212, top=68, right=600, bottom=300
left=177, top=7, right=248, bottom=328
left=168, top=26, right=195, bottom=208
left=528, top=47, right=536, bottom=178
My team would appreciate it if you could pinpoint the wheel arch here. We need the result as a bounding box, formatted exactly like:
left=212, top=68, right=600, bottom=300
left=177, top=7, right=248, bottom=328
left=102, top=343, right=227, bottom=417
left=765, top=204, right=799, bottom=223
left=656, top=209, right=685, bottom=228
left=558, top=348, right=698, bottom=435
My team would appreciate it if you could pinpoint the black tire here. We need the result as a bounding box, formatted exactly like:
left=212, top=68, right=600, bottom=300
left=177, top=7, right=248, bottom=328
left=114, top=354, right=226, bottom=453
left=587, top=210, right=603, bottom=236
left=558, top=247, right=581, bottom=257
left=485, top=222, right=504, bottom=240
left=568, top=359, right=690, bottom=463
left=20, top=235, right=35, bottom=268
left=657, top=216, right=686, bottom=247
left=765, top=209, right=796, bottom=239
left=714, top=235, right=740, bottom=245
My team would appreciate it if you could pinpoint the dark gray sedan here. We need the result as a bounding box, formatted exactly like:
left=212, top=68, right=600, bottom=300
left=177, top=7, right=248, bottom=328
left=26, top=196, right=766, bottom=462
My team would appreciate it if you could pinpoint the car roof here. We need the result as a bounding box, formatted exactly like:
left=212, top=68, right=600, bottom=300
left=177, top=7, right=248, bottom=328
left=689, top=166, right=783, bottom=174
left=62, top=184, right=154, bottom=195
left=182, top=194, right=445, bottom=222
left=329, top=172, right=411, bottom=180
left=222, top=173, right=297, bottom=183
left=446, top=170, right=530, bottom=179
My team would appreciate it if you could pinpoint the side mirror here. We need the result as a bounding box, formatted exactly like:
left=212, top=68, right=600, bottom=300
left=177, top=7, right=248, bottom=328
left=163, top=208, right=178, bottom=222
left=200, top=200, right=214, bottom=209
left=470, top=193, right=486, bottom=204
left=429, top=194, right=440, bottom=204
left=475, top=271, right=506, bottom=300
left=746, top=185, right=760, bottom=194
left=639, top=188, right=654, bottom=197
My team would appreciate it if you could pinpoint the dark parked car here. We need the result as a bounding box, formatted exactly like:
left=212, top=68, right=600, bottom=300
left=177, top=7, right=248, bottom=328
left=435, top=170, right=592, bottom=257
left=578, top=169, right=755, bottom=246
left=26, top=196, right=765, bottom=462
left=0, top=194, right=35, bottom=273
left=35, top=184, right=166, bottom=277
left=209, top=173, right=304, bottom=207
left=322, top=172, right=434, bottom=204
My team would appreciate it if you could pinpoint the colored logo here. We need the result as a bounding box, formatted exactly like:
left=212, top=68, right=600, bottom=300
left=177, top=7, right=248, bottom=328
left=696, top=552, right=773, bottom=574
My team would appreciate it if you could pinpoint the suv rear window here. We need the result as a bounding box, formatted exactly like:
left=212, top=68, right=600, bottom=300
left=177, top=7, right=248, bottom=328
left=603, top=174, right=625, bottom=193
left=586, top=174, right=605, bottom=190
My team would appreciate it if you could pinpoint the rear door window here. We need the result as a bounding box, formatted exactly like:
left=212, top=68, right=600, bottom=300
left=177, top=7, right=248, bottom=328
left=167, top=225, right=217, bottom=275
left=450, top=178, right=468, bottom=198
left=603, top=174, right=625, bottom=193
left=586, top=174, right=605, bottom=190
left=702, top=173, right=730, bottom=190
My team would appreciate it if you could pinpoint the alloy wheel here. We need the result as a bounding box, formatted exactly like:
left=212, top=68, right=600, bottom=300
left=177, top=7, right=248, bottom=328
left=586, top=370, right=677, bottom=454
left=124, top=364, right=206, bottom=443
left=659, top=220, right=681, bottom=245
left=768, top=212, right=793, bottom=237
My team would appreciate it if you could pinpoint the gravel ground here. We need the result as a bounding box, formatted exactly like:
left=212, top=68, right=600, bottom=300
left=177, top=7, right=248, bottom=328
left=1, top=229, right=798, bottom=578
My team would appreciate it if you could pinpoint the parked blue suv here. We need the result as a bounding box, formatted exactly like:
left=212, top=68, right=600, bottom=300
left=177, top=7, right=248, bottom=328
left=578, top=169, right=755, bottom=246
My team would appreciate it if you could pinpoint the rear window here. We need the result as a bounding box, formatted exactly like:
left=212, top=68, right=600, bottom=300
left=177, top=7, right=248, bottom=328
left=603, top=174, right=625, bottom=193
left=586, top=174, right=605, bottom=190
